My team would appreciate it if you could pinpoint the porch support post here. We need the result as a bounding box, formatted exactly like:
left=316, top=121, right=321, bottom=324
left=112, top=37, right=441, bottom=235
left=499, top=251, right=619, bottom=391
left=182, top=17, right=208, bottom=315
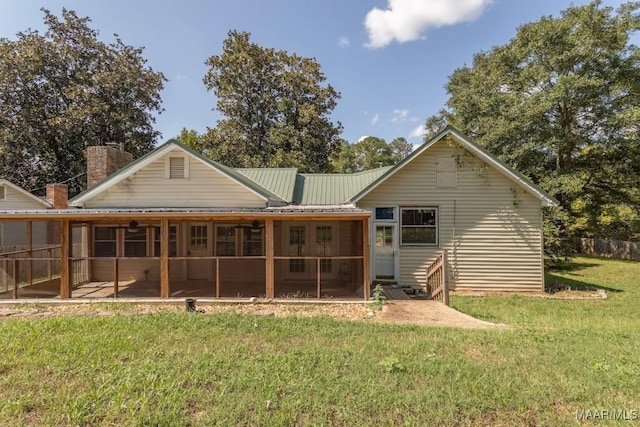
left=265, top=219, right=275, bottom=299
left=27, top=221, right=32, bottom=286
left=160, top=219, right=170, bottom=298
left=59, top=219, right=71, bottom=298
left=362, top=217, right=371, bottom=301
left=113, top=258, right=119, bottom=298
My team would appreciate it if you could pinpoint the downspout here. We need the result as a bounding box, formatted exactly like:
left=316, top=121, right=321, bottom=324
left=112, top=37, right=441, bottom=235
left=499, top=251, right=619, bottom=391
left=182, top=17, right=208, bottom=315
left=452, top=199, right=457, bottom=284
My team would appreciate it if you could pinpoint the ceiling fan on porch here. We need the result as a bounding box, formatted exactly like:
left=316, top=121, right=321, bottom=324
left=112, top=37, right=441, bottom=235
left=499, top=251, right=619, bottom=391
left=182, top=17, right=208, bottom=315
left=234, top=220, right=265, bottom=232
left=111, top=220, right=156, bottom=233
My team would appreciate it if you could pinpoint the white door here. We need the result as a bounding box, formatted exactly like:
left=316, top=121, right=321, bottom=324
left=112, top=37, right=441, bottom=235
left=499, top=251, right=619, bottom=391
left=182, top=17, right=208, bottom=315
left=187, top=222, right=211, bottom=280
left=374, top=224, right=395, bottom=280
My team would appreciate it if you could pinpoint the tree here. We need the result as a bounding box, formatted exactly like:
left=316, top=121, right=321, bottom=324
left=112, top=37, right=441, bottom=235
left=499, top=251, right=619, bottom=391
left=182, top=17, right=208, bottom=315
left=329, top=138, right=356, bottom=173
left=202, top=31, right=343, bottom=172
left=331, top=136, right=412, bottom=172
left=0, top=9, right=166, bottom=195
left=174, top=128, right=200, bottom=151
left=425, top=1, right=640, bottom=250
left=389, top=137, right=414, bottom=163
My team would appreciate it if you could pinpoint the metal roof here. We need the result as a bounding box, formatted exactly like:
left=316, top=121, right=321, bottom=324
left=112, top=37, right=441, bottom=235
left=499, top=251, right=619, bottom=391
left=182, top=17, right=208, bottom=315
left=0, top=206, right=370, bottom=220
left=236, top=168, right=299, bottom=203
left=293, top=167, right=392, bottom=205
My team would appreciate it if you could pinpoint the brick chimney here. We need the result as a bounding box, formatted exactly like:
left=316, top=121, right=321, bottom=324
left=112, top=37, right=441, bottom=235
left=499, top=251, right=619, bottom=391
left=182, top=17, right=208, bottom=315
left=46, top=184, right=68, bottom=209
left=86, top=145, right=133, bottom=188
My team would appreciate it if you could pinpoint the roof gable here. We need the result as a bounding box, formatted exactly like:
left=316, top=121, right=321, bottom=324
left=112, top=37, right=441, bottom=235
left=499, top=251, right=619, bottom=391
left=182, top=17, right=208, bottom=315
left=350, top=126, right=558, bottom=207
left=0, top=179, right=51, bottom=208
left=70, top=140, right=287, bottom=207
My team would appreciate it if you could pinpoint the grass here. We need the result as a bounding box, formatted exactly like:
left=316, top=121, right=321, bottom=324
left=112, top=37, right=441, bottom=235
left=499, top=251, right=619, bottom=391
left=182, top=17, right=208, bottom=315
left=0, top=256, right=639, bottom=425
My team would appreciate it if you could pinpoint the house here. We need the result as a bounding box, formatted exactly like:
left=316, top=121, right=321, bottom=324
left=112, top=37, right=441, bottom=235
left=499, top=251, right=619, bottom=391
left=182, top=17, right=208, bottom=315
left=0, top=126, right=557, bottom=300
left=0, top=179, right=53, bottom=247
left=0, top=180, right=70, bottom=294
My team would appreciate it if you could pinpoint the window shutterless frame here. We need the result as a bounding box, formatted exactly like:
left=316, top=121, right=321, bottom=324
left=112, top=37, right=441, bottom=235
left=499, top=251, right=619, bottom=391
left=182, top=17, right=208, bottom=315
left=400, top=207, right=438, bottom=246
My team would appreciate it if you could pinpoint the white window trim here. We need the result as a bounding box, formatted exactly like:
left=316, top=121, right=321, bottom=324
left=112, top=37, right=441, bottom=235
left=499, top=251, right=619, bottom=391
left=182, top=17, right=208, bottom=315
left=0, top=185, right=5, bottom=200
left=165, top=154, right=190, bottom=179
left=400, top=207, right=439, bottom=246
left=374, top=206, right=397, bottom=222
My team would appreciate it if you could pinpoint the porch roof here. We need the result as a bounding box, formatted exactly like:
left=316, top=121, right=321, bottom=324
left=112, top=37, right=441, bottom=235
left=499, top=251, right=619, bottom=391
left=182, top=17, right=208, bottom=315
left=0, top=206, right=371, bottom=221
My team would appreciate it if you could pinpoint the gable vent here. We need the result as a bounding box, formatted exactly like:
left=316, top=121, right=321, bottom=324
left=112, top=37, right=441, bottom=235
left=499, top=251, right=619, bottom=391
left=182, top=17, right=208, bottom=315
left=169, top=157, right=185, bottom=179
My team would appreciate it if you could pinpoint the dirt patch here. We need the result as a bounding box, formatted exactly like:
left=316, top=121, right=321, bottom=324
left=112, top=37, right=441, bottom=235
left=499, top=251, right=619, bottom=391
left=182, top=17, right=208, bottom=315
left=372, top=300, right=508, bottom=329
left=453, top=288, right=607, bottom=300
left=0, top=300, right=504, bottom=329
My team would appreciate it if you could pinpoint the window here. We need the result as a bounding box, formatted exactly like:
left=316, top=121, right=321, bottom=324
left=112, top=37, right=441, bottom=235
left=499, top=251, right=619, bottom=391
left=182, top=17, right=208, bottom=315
left=190, top=225, right=208, bottom=251
left=0, top=185, right=5, bottom=200
left=153, top=226, right=178, bottom=257
left=375, top=207, right=395, bottom=220
left=216, top=226, right=236, bottom=256
left=94, top=227, right=117, bottom=257
left=289, top=225, right=306, bottom=273
left=166, top=155, right=189, bottom=179
left=124, top=228, right=148, bottom=257
left=316, top=226, right=333, bottom=273
left=401, top=208, right=438, bottom=245
left=242, top=228, right=263, bottom=256
left=0, top=223, right=3, bottom=246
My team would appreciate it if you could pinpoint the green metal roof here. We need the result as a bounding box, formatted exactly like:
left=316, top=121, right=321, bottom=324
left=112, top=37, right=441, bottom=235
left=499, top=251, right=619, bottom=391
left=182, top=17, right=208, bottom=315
left=293, top=167, right=392, bottom=205
left=236, top=168, right=298, bottom=203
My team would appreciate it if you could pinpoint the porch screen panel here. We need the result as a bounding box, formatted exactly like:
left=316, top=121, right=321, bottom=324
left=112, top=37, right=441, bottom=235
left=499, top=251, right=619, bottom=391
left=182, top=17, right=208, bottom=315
left=316, top=225, right=333, bottom=273
left=124, top=229, right=147, bottom=257
left=216, top=226, right=235, bottom=256
left=154, top=226, right=178, bottom=257
left=289, top=225, right=305, bottom=273
left=94, top=227, right=116, bottom=257
left=243, top=228, right=263, bottom=256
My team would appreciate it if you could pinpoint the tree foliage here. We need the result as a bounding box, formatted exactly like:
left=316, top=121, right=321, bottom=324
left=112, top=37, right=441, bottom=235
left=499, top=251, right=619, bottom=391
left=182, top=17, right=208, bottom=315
left=201, top=31, right=343, bottom=172
left=331, top=136, right=414, bottom=173
left=0, top=9, right=166, bottom=195
left=174, top=128, right=200, bottom=151
left=426, top=1, right=640, bottom=250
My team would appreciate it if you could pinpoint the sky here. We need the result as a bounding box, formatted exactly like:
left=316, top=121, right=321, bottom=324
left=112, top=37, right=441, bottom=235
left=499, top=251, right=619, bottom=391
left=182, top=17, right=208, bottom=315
left=0, top=0, right=635, bottom=146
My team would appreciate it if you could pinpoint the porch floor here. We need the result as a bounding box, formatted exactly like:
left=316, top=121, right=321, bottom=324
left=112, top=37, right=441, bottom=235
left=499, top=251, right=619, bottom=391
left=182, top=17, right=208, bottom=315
left=1, top=279, right=364, bottom=299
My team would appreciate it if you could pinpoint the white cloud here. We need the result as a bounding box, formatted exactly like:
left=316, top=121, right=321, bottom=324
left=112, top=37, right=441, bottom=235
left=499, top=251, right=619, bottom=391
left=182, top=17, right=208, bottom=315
left=409, top=124, right=427, bottom=138
left=364, top=0, right=492, bottom=48
left=391, top=109, right=409, bottom=123
left=338, top=36, right=350, bottom=48
left=358, top=135, right=370, bottom=143
left=371, top=113, right=380, bottom=125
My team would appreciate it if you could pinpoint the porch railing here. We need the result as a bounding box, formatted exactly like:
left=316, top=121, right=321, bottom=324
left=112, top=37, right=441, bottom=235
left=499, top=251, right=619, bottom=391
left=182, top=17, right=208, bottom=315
left=1, top=245, right=62, bottom=295
left=426, top=250, right=449, bottom=305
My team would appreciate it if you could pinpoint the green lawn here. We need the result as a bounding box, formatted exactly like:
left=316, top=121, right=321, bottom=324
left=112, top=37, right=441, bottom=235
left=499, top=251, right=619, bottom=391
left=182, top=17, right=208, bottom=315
left=1, top=256, right=638, bottom=426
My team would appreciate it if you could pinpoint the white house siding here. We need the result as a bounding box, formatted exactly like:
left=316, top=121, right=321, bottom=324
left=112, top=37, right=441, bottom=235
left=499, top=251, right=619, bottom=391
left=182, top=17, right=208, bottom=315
left=0, top=185, right=50, bottom=246
left=84, top=148, right=266, bottom=208
left=359, top=139, right=544, bottom=291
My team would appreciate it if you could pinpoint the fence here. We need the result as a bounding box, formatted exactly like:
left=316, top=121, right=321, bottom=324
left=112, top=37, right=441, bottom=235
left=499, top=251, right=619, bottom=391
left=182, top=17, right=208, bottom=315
left=572, top=237, right=640, bottom=261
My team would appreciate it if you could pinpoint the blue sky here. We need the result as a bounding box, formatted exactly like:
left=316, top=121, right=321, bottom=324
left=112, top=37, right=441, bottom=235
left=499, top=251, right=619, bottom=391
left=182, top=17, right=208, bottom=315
left=0, top=0, right=634, bottom=146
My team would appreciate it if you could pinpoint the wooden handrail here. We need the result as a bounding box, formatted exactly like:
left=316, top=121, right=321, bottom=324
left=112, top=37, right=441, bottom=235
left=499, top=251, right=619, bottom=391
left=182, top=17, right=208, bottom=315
left=426, top=250, right=449, bottom=306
